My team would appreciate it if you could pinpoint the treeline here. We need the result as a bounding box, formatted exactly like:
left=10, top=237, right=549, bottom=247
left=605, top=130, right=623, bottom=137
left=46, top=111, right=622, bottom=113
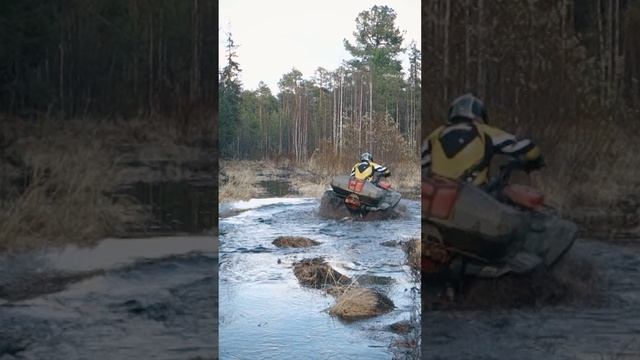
left=219, top=6, right=421, bottom=164
left=423, top=0, right=640, bottom=136
left=0, top=0, right=216, bottom=120
left=423, top=0, right=640, bottom=206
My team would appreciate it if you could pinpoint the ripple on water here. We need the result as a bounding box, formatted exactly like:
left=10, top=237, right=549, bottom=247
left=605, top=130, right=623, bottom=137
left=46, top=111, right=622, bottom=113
left=219, top=197, right=421, bottom=359
left=0, top=237, right=218, bottom=360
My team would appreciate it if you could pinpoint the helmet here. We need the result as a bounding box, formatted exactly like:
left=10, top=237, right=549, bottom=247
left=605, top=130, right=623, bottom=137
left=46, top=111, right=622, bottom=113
left=448, top=93, right=488, bottom=123
left=360, top=152, right=373, bottom=162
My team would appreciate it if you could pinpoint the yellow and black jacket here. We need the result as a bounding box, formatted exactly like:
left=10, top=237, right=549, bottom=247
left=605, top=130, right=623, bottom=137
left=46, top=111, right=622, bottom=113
left=351, top=160, right=390, bottom=181
left=421, top=120, right=541, bottom=185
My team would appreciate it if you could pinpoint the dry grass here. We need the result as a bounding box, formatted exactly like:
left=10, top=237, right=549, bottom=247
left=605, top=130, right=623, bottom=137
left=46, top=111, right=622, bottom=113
left=389, top=161, right=421, bottom=198
left=306, top=152, right=420, bottom=198
left=220, top=159, right=330, bottom=200
left=402, top=238, right=421, bottom=271
left=272, top=236, right=321, bottom=248
left=529, top=122, right=640, bottom=214
left=289, top=175, right=331, bottom=198
left=220, top=150, right=420, bottom=201
left=491, top=107, right=640, bottom=220
left=329, top=287, right=394, bottom=320
left=218, top=160, right=260, bottom=201
left=304, top=114, right=421, bottom=197
left=292, top=257, right=352, bottom=288
left=0, top=115, right=211, bottom=251
left=0, top=121, right=148, bottom=251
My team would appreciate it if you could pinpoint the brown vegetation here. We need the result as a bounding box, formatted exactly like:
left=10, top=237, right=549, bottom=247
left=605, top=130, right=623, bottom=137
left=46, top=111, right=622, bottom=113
left=402, top=238, right=421, bottom=271
left=218, top=160, right=261, bottom=201
left=329, top=287, right=395, bottom=320
left=0, top=116, right=213, bottom=251
left=219, top=123, right=421, bottom=202
left=308, top=114, right=420, bottom=197
left=272, top=236, right=321, bottom=248
left=292, top=258, right=352, bottom=288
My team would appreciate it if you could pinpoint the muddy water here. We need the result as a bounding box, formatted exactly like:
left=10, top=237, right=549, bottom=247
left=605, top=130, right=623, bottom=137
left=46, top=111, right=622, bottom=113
left=260, top=179, right=296, bottom=197
left=219, top=197, right=421, bottom=359
left=0, top=236, right=217, bottom=359
left=0, top=180, right=217, bottom=359
left=118, top=181, right=216, bottom=232
left=423, top=239, right=640, bottom=359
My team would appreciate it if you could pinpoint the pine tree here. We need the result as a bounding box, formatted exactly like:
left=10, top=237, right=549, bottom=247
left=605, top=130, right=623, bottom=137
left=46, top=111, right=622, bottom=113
left=219, top=32, right=242, bottom=158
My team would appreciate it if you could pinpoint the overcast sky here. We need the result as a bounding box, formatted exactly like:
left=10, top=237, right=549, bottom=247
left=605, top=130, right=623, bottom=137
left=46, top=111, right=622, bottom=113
left=219, top=0, right=420, bottom=92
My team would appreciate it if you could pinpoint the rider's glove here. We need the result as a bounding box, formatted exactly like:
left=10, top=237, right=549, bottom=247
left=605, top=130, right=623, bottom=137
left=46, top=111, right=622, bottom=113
left=523, top=155, right=545, bottom=173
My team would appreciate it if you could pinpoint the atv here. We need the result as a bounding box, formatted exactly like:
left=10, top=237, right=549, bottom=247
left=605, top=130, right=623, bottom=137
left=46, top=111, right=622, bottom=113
left=422, top=159, right=577, bottom=281
left=319, top=175, right=402, bottom=218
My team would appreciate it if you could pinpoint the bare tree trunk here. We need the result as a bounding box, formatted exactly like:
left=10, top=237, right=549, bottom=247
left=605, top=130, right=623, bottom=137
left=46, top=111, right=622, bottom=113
left=279, top=98, right=283, bottom=154
left=597, top=0, right=607, bottom=104
left=190, top=0, right=200, bottom=101
left=465, top=0, right=471, bottom=90
left=477, top=0, right=484, bottom=98
left=148, top=12, right=154, bottom=114
left=443, top=0, right=451, bottom=102
left=369, top=69, right=373, bottom=149
left=614, top=0, right=620, bottom=101
left=331, top=79, right=338, bottom=152
left=59, top=39, right=64, bottom=118
left=339, top=71, right=344, bottom=155
left=359, top=74, right=363, bottom=150
left=608, top=0, right=614, bottom=101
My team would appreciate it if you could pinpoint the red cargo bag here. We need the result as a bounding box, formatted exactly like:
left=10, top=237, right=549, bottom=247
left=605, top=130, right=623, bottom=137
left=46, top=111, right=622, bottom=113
left=422, top=176, right=459, bottom=220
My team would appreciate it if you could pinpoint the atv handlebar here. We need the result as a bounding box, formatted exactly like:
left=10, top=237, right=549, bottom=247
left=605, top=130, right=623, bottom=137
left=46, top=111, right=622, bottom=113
left=485, top=157, right=544, bottom=194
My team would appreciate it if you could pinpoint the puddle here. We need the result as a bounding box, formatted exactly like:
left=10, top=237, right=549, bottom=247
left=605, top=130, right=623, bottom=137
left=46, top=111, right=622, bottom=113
left=219, top=197, right=421, bottom=359
left=0, top=236, right=217, bottom=359
left=118, top=181, right=215, bottom=233
left=260, top=179, right=297, bottom=197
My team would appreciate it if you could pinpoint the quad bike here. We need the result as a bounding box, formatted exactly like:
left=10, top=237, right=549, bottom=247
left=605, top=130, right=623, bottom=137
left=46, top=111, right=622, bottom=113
left=422, top=160, right=577, bottom=281
left=320, top=175, right=402, bottom=217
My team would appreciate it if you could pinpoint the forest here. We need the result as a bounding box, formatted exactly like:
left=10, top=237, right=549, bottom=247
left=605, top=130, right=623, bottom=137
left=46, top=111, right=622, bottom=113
left=1, top=0, right=216, bottom=122
left=0, top=0, right=217, bottom=249
left=219, top=5, right=421, bottom=169
left=423, top=0, right=640, bottom=211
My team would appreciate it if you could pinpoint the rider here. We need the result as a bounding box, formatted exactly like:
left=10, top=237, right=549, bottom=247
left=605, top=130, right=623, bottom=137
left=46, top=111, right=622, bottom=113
left=422, top=93, right=544, bottom=186
left=351, top=152, right=390, bottom=185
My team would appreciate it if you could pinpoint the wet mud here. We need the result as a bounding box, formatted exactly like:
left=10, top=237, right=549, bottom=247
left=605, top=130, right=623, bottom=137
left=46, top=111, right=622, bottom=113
left=318, top=190, right=410, bottom=221
left=423, top=239, right=640, bottom=359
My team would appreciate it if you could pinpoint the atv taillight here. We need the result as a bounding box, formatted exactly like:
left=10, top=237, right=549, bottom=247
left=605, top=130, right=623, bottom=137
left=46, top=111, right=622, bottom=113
left=502, top=184, right=544, bottom=210
left=378, top=181, right=392, bottom=190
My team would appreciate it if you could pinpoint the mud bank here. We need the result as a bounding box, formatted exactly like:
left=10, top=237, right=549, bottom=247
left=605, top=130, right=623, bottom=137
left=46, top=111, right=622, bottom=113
left=317, top=190, right=410, bottom=221
left=219, top=160, right=421, bottom=203
left=0, top=119, right=216, bottom=249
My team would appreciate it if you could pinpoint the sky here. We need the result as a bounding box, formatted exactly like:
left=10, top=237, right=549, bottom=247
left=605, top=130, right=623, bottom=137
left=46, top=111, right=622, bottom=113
left=219, top=0, right=421, bottom=92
